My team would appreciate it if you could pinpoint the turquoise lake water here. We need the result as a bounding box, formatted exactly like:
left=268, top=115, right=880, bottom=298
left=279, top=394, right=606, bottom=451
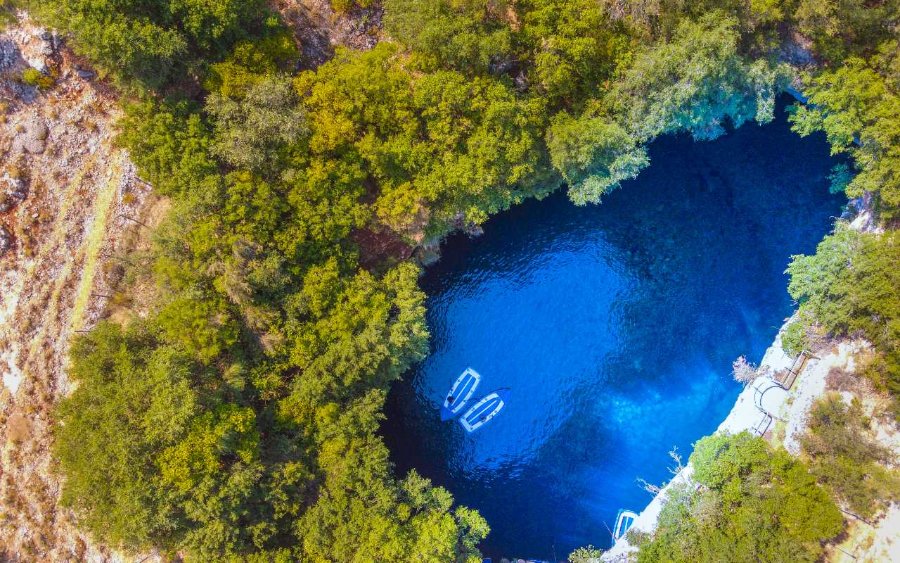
left=382, top=102, right=843, bottom=560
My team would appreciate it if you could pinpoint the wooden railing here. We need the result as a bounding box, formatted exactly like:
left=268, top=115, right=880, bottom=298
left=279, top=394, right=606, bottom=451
left=773, top=351, right=812, bottom=390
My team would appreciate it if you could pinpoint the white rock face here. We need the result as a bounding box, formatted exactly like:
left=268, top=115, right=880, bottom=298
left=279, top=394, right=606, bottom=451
left=601, top=322, right=870, bottom=561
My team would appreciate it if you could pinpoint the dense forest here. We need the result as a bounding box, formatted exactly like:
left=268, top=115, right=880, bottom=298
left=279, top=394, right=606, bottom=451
left=16, top=0, right=899, bottom=560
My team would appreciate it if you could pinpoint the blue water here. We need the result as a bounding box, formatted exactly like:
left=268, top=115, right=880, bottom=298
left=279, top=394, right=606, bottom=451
left=382, top=103, right=843, bottom=560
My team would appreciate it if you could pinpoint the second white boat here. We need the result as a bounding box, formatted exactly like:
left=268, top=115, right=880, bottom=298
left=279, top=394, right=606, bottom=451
left=459, top=389, right=509, bottom=432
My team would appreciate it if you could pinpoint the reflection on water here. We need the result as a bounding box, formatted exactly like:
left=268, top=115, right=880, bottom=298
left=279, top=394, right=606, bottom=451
left=381, top=103, right=843, bottom=560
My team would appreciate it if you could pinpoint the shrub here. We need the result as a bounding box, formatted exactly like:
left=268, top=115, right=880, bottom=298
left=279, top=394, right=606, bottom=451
left=781, top=318, right=808, bottom=357
left=787, top=229, right=900, bottom=413
left=569, top=545, right=604, bottom=563
left=638, top=433, right=843, bottom=563
left=20, top=67, right=54, bottom=89
left=731, top=355, right=759, bottom=384
left=801, top=393, right=900, bottom=518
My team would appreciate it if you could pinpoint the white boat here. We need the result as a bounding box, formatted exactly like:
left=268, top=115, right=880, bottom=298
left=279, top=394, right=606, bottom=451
left=440, top=368, right=481, bottom=421
left=459, top=389, right=509, bottom=432
left=613, top=509, right=638, bottom=540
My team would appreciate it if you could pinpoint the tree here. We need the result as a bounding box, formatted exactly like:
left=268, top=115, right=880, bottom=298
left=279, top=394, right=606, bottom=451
left=731, top=355, right=760, bottom=384
left=790, top=58, right=900, bottom=217
left=568, top=545, right=604, bottom=562
left=638, top=433, right=844, bottom=563
left=802, top=394, right=900, bottom=517
left=383, top=0, right=512, bottom=74
left=53, top=323, right=198, bottom=551
left=787, top=228, right=900, bottom=406
left=613, top=12, right=789, bottom=142
left=794, top=0, right=899, bottom=62
left=204, top=33, right=299, bottom=98
left=207, top=76, right=308, bottom=171
left=546, top=108, right=648, bottom=204
left=118, top=100, right=219, bottom=197
left=518, top=0, right=631, bottom=106
left=296, top=44, right=552, bottom=239
left=39, top=0, right=263, bottom=88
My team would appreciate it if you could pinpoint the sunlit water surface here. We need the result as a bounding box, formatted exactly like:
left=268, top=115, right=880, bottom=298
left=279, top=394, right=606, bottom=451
left=382, top=104, right=843, bottom=560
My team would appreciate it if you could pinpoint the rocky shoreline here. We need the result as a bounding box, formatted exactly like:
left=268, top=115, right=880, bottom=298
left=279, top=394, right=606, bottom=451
left=601, top=201, right=896, bottom=562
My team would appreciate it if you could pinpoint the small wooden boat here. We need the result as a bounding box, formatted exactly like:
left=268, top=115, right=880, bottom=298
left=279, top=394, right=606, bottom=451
left=440, top=368, right=481, bottom=421
left=459, top=388, right=509, bottom=432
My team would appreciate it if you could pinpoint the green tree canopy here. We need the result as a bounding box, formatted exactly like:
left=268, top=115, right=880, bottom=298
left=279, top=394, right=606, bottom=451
left=802, top=394, right=900, bottom=517
left=517, top=0, right=632, bottom=106
left=54, top=323, right=198, bottom=550
left=613, top=12, right=789, bottom=142
left=546, top=107, right=648, bottom=204
left=795, top=0, right=899, bottom=61
left=790, top=57, right=900, bottom=216
left=40, top=0, right=264, bottom=88
left=787, top=228, right=900, bottom=406
left=638, top=433, right=844, bottom=563
left=383, top=0, right=513, bottom=74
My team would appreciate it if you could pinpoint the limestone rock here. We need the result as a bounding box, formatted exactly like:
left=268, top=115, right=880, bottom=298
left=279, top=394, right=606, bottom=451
left=22, top=117, right=49, bottom=154
left=75, top=67, right=95, bottom=80
left=0, top=174, right=28, bottom=212
left=0, top=224, right=12, bottom=255
left=0, top=37, right=22, bottom=72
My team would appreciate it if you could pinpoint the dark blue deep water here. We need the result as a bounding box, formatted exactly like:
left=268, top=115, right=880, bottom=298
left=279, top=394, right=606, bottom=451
left=382, top=103, right=843, bottom=560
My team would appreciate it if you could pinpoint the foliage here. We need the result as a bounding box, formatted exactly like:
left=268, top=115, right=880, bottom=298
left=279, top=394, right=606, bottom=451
left=296, top=44, right=552, bottom=237
left=20, top=67, right=54, bottom=89
left=0, top=0, right=23, bottom=29
left=787, top=228, right=900, bottom=404
left=612, top=13, right=789, bottom=142
left=330, top=0, right=376, bottom=13
left=47, top=0, right=900, bottom=559
left=206, top=75, right=308, bottom=171
left=568, top=545, right=604, bottom=563
left=794, top=0, right=899, bottom=62
left=638, top=433, right=844, bottom=563
left=58, top=41, right=487, bottom=557
left=54, top=322, right=197, bottom=550
left=546, top=108, right=648, bottom=204
left=203, top=33, right=299, bottom=98
left=801, top=394, right=900, bottom=517
left=790, top=57, right=900, bottom=217
left=118, top=100, right=219, bottom=198
left=384, top=0, right=512, bottom=74
left=38, top=0, right=265, bottom=88
left=781, top=316, right=811, bottom=357
left=517, top=0, right=632, bottom=106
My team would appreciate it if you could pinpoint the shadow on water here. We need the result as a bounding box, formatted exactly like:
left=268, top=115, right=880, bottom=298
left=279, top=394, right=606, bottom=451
left=381, top=101, right=845, bottom=560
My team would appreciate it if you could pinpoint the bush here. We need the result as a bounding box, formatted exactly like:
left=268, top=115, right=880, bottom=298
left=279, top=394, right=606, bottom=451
left=569, top=545, right=604, bottom=563
left=787, top=229, right=900, bottom=411
left=781, top=318, right=809, bottom=357
left=801, top=394, right=900, bottom=518
left=37, top=0, right=266, bottom=89
left=20, top=67, right=54, bottom=89
left=638, top=433, right=843, bottom=562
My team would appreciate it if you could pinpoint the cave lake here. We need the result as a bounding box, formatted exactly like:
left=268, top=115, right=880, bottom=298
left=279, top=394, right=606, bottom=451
left=382, top=101, right=844, bottom=560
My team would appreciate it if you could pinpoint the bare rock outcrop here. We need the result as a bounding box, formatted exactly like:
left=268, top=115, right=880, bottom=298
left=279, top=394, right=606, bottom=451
left=272, top=0, right=383, bottom=68
left=0, top=224, right=12, bottom=255
left=0, top=18, right=154, bottom=563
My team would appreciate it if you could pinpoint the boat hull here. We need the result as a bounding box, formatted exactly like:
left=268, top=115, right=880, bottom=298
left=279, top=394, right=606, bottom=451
left=441, top=368, right=481, bottom=421
left=460, top=389, right=509, bottom=432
